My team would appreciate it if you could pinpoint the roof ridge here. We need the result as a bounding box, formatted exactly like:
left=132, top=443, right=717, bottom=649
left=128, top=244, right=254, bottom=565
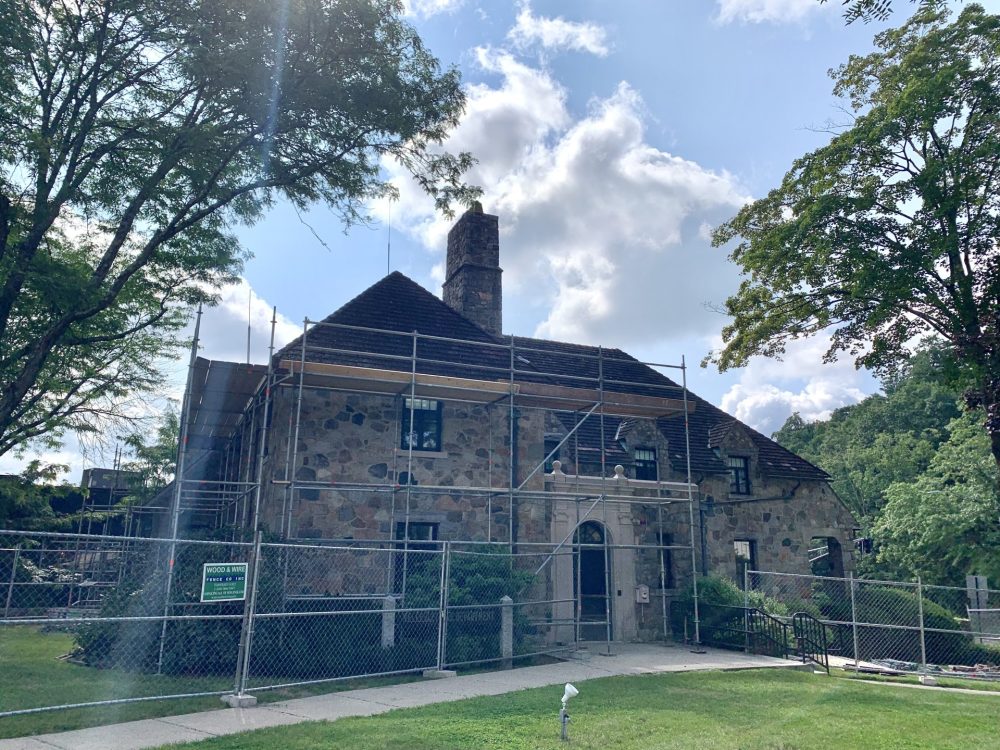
left=268, top=272, right=829, bottom=484
left=274, top=272, right=504, bottom=363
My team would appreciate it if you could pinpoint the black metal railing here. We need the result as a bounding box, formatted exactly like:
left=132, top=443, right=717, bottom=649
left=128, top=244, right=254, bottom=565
left=792, top=612, right=830, bottom=674
left=747, top=608, right=792, bottom=659
left=679, top=603, right=832, bottom=671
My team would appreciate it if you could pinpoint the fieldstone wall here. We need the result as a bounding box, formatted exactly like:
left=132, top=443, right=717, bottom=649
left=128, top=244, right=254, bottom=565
left=258, top=386, right=547, bottom=544
left=696, top=423, right=858, bottom=581
left=249, top=382, right=856, bottom=641
left=697, top=475, right=856, bottom=579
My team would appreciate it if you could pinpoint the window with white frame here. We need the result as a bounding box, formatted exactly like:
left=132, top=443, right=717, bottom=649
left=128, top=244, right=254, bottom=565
left=401, top=398, right=442, bottom=451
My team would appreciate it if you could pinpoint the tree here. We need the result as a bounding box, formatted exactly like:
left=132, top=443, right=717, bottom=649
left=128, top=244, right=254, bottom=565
left=773, top=345, right=960, bottom=523
left=873, top=410, right=1000, bottom=585
left=0, top=460, right=83, bottom=530
left=0, top=0, right=477, bottom=457
left=121, top=408, right=179, bottom=501
left=819, top=0, right=935, bottom=25
left=711, top=5, right=1000, bottom=470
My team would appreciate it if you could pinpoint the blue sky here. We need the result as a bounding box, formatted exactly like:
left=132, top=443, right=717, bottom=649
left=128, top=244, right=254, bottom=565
left=8, top=0, right=994, bottom=479
left=235, top=0, right=893, bottom=427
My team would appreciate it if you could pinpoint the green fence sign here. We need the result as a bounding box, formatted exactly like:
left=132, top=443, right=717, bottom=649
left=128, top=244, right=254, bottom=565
left=200, top=563, right=248, bottom=603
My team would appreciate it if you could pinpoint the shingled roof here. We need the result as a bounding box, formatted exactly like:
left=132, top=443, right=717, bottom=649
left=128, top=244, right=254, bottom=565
left=275, top=272, right=828, bottom=481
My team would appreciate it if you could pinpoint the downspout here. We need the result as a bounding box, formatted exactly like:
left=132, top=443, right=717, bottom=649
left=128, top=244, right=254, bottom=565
left=699, top=495, right=712, bottom=576
left=510, top=407, right=520, bottom=551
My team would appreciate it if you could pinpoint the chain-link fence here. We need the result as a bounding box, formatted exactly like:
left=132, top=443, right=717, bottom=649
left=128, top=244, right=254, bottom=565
left=1, top=531, right=597, bottom=720
left=0, top=529, right=252, bottom=719
left=749, top=571, right=1000, bottom=680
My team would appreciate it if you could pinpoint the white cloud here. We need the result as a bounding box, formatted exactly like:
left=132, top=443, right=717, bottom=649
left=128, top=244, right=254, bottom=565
left=508, top=2, right=610, bottom=57
left=196, top=278, right=300, bottom=365
left=715, top=0, right=822, bottom=24
left=402, top=0, right=464, bottom=19
left=719, top=335, right=872, bottom=435
left=382, top=48, right=749, bottom=351
left=0, top=442, right=88, bottom=484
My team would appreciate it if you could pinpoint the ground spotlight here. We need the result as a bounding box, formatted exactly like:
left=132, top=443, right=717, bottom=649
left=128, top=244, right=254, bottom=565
left=560, top=683, right=578, bottom=741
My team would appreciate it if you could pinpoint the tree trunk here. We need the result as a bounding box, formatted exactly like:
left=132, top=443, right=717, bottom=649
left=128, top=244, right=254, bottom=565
left=985, top=386, right=1000, bottom=475
left=991, top=421, right=1000, bottom=475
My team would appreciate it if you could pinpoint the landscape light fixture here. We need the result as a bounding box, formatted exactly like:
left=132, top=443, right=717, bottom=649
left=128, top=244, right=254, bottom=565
left=560, top=683, right=578, bottom=741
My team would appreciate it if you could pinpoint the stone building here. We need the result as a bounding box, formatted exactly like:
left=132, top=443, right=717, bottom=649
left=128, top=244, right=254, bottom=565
left=176, top=205, right=857, bottom=644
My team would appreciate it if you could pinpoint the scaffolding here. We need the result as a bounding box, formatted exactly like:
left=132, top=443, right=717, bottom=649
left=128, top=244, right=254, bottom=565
left=151, top=309, right=704, bottom=649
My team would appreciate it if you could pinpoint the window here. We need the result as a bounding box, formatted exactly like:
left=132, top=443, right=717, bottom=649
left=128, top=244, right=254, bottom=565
left=634, top=447, right=657, bottom=481
left=734, top=539, right=756, bottom=588
left=658, top=532, right=674, bottom=589
left=544, top=437, right=561, bottom=473
left=394, top=522, right=439, bottom=593
left=401, top=398, right=442, bottom=451
left=727, top=456, right=751, bottom=495
left=396, top=521, right=438, bottom=545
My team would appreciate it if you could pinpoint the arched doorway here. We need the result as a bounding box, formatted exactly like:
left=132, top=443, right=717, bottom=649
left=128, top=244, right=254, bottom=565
left=574, top=521, right=611, bottom=641
left=809, top=536, right=845, bottom=578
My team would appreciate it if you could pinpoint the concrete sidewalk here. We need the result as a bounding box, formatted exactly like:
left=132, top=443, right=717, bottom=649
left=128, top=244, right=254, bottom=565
left=1, top=645, right=803, bottom=750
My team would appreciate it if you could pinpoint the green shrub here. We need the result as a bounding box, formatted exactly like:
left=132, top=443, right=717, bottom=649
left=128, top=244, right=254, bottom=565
left=404, top=549, right=536, bottom=666
left=845, top=585, right=1000, bottom=666
left=670, top=576, right=789, bottom=651
left=74, top=538, right=542, bottom=678
left=74, top=530, right=253, bottom=675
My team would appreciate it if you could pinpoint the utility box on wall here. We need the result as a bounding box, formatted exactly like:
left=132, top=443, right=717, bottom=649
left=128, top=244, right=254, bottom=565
left=635, top=584, right=650, bottom=604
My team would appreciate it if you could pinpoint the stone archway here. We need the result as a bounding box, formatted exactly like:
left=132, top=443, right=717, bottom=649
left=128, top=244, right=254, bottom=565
left=810, top=535, right=846, bottom=578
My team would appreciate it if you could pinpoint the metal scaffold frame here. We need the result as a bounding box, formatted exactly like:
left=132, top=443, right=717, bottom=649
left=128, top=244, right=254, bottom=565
left=154, top=310, right=705, bottom=652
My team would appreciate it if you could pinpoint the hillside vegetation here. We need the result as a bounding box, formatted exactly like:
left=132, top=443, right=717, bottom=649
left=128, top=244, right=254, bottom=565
left=773, top=347, right=1000, bottom=586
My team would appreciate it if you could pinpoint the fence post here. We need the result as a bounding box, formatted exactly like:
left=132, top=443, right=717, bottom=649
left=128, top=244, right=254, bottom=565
left=232, top=530, right=263, bottom=702
left=382, top=596, right=397, bottom=649
left=155, top=538, right=177, bottom=675
left=743, top=567, right=750, bottom=654
left=4, top=544, right=21, bottom=620
left=967, top=575, right=989, bottom=642
left=501, top=595, right=514, bottom=669
left=916, top=576, right=927, bottom=671
left=435, top=542, right=450, bottom=671
left=848, top=572, right=859, bottom=670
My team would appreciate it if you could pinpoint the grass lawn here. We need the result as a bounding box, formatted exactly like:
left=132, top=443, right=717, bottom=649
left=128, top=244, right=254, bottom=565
left=157, top=669, right=1000, bottom=750
left=0, top=626, right=418, bottom=739
left=839, top=672, right=1000, bottom=692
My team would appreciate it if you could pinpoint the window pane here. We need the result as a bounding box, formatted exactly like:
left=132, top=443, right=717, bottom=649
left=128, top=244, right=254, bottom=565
left=401, top=399, right=442, bottom=450
left=727, top=456, right=750, bottom=494
left=634, top=447, right=657, bottom=481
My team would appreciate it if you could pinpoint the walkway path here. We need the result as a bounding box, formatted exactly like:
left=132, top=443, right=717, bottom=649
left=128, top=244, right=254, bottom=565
left=1, top=644, right=803, bottom=750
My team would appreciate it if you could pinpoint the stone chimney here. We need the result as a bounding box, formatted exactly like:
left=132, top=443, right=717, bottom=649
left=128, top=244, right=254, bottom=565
left=442, top=202, right=502, bottom=335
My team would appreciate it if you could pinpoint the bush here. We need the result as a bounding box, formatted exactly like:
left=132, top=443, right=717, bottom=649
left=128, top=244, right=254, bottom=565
left=404, top=549, right=536, bottom=666
left=670, top=576, right=788, bottom=651
left=74, top=538, right=543, bottom=678
left=843, top=585, right=1000, bottom=666
left=74, top=530, right=253, bottom=675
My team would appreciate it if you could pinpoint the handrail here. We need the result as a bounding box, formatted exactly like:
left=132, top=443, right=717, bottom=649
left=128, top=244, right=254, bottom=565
left=746, top=607, right=791, bottom=659
left=792, top=611, right=830, bottom=674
